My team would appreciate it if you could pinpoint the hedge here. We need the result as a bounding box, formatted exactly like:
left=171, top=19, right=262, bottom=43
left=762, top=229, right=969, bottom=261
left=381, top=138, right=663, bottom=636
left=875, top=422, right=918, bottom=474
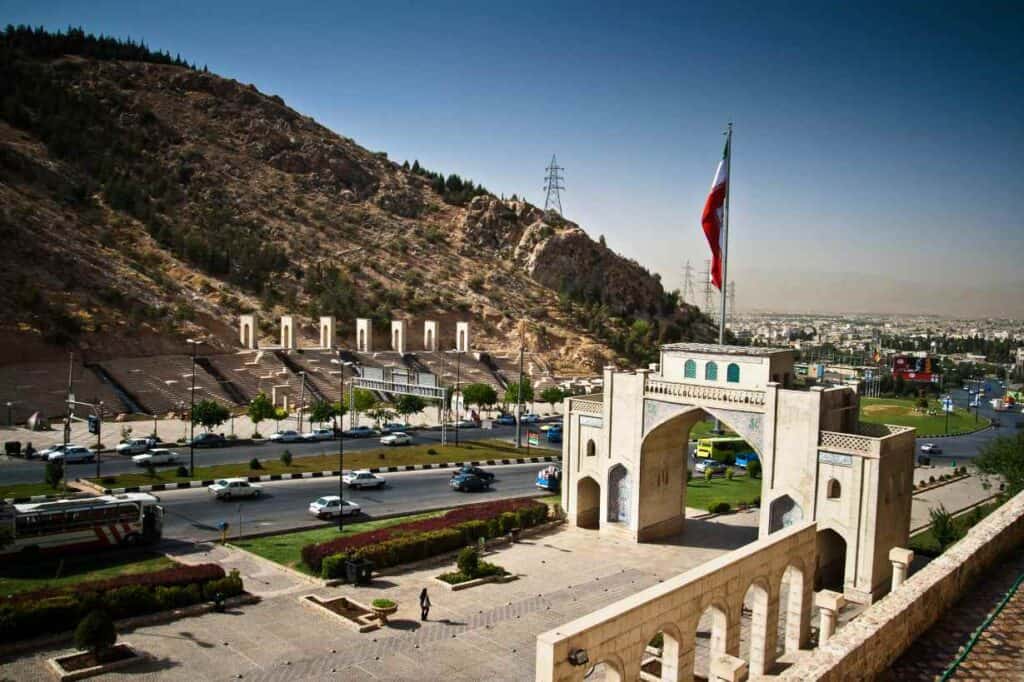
left=0, top=565, right=242, bottom=643
left=303, top=498, right=548, bottom=574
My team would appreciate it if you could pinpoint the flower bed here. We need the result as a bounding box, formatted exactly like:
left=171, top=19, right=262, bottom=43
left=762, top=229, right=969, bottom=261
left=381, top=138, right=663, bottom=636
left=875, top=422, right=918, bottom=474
left=304, top=498, right=548, bottom=576
left=0, top=564, right=242, bottom=643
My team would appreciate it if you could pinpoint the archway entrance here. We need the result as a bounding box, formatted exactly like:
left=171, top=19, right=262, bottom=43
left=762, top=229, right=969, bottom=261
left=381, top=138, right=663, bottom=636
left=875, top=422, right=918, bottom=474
left=694, top=604, right=728, bottom=681
left=607, top=465, right=630, bottom=524
left=576, top=477, right=600, bottom=530
left=768, top=495, right=803, bottom=533
left=426, top=329, right=434, bottom=351
left=358, top=329, right=366, bottom=351
left=778, top=563, right=809, bottom=655
left=816, top=529, right=847, bottom=592
left=637, top=408, right=704, bottom=541
left=242, top=324, right=251, bottom=349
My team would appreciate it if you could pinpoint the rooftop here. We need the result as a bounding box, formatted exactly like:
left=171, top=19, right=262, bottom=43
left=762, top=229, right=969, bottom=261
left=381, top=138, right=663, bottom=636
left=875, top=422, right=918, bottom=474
left=660, top=342, right=794, bottom=357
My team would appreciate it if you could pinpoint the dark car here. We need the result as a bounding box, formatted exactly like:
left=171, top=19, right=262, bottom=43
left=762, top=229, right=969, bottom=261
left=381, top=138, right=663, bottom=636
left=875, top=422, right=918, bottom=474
left=190, top=432, right=226, bottom=448
left=495, top=414, right=516, bottom=426
left=449, top=473, right=491, bottom=492
left=453, top=465, right=495, bottom=482
left=546, top=426, right=563, bottom=444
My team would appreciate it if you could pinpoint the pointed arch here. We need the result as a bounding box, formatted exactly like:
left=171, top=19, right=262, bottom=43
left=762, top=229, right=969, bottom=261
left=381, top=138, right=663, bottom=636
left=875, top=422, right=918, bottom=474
left=726, top=362, right=740, bottom=383
left=684, top=359, right=697, bottom=379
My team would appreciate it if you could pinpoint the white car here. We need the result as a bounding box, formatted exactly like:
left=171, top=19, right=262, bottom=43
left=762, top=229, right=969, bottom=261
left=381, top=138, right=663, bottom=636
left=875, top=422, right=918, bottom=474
left=303, top=428, right=335, bottom=442
left=48, top=446, right=94, bottom=463
left=39, top=443, right=80, bottom=459
left=208, top=478, right=263, bottom=500
left=269, top=430, right=303, bottom=443
left=132, top=449, right=180, bottom=466
left=919, top=443, right=942, bottom=454
left=520, top=413, right=541, bottom=424
left=308, top=496, right=361, bottom=518
left=342, top=470, right=386, bottom=489
left=380, top=432, right=412, bottom=446
left=117, top=438, right=152, bottom=455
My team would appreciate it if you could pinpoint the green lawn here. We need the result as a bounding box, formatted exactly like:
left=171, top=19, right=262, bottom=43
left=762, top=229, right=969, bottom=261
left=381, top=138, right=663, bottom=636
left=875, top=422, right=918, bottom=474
left=686, top=475, right=762, bottom=511
left=90, top=439, right=551, bottom=488
left=0, top=481, right=69, bottom=499
left=909, top=500, right=1002, bottom=556
left=233, top=511, right=445, bottom=573
left=859, top=398, right=989, bottom=437
left=0, top=550, right=176, bottom=596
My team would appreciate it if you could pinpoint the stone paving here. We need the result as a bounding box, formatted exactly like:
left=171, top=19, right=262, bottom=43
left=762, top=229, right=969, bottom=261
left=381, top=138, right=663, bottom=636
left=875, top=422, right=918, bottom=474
left=882, top=546, right=1024, bottom=681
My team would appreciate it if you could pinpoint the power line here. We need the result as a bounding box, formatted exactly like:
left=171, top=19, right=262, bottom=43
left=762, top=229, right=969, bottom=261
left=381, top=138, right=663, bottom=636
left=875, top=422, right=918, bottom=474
left=682, top=260, right=696, bottom=306
left=543, top=154, right=565, bottom=215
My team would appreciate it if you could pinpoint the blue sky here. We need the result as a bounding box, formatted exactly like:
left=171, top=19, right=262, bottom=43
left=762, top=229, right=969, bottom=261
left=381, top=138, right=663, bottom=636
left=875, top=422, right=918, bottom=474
left=3, top=1, right=1023, bottom=316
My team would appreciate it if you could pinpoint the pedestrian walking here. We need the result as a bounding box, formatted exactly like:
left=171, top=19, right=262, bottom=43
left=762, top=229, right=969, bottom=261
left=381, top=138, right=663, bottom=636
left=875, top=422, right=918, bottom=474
left=420, top=587, right=431, bottom=621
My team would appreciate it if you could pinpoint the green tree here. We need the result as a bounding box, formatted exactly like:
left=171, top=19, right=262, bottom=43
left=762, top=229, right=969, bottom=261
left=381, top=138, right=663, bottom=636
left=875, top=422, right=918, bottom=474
left=929, top=504, right=961, bottom=552
left=352, top=388, right=377, bottom=413
left=273, top=406, right=288, bottom=430
left=365, top=403, right=396, bottom=427
left=461, top=383, right=497, bottom=410
left=74, top=610, right=117, bottom=662
left=191, top=399, right=230, bottom=431
left=394, top=394, right=427, bottom=420
left=45, top=459, right=64, bottom=489
left=974, top=431, right=1024, bottom=497
left=247, top=392, right=275, bottom=436
left=540, top=387, right=565, bottom=411
left=309, top=400, right=335, bottom=426
left=504, top=379, right=534, bottom=407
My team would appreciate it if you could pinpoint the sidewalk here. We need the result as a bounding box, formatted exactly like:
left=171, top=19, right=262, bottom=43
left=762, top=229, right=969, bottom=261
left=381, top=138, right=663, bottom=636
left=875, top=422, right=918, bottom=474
left=910, top=474, right=997, bottom=530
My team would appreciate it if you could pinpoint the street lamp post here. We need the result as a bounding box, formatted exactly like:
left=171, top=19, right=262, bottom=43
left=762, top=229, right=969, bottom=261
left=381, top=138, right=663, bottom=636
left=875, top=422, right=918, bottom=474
left=187, top=339, right=201, bottom=477
left=455, top=350, right=462, bottom=446
left=95, top=401, right=104, bottom=479
left=331, top=356, right=355, bottom=532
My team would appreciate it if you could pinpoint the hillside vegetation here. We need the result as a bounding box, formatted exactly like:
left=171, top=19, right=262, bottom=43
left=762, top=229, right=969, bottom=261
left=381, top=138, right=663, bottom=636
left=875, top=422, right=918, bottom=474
left=0, top=26, right=719, bottom=371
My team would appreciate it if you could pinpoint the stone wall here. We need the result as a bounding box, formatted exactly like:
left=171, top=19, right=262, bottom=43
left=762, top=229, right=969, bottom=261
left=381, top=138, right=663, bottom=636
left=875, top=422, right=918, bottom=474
left=779, top=487, right=1024, bottom=680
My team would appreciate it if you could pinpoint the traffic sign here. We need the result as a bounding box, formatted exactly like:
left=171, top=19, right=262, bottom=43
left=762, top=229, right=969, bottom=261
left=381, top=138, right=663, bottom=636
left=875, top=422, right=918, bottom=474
left=528, top=432, right=539, bottom=447
left=941, top=396, right=954, bottom=413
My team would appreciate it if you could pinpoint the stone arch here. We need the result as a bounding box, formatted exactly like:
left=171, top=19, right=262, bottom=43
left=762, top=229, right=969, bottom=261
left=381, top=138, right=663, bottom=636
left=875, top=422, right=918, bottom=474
left=694, top=601, right=730, bottom=681
left=637, top=408, right=704, bottom=541
left=586, top=652, right=625, bottom=682
left=242, top=323, right=251, bottom=348
left=607, top=464, right=631, bottom=524
left=640, top=622, right=685, bottom=682
left=827, top=478, right=842, bottom=499
left=426, top=328, right=434, bottom=350
left=705, top=361, right=718, bottom=381
left=768, top=493, right=804, bottom=533
left=727, top=362, right=740, bottom=383
left=742, top=577, right=776, bottom=675
left=586, top=439, right=596, bottom=457
left=778, top=560, right=811, bottom=654
left=684, top=359, right=697, bottom=379
left=576, top=476, right=600, bottom=530
left=358, top=329, right=366, bottom=351
left=393, top=329, right=400, bottom=349
left=816, top=527, right=848, bottom=592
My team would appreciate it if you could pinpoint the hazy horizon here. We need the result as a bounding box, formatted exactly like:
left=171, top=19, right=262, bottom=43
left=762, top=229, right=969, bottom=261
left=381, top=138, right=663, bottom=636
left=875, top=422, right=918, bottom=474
left=2, top=1, right=1022, bottom=318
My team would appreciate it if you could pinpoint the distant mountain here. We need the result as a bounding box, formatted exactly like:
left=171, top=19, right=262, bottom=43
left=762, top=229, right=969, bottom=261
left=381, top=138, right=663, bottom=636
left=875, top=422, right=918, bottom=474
left=0, top=26, right=719, bottom=371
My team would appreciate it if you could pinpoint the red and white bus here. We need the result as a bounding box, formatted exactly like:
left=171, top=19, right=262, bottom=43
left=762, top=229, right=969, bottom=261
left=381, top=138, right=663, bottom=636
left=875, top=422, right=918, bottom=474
left=0, top=493, right=164, bottom=558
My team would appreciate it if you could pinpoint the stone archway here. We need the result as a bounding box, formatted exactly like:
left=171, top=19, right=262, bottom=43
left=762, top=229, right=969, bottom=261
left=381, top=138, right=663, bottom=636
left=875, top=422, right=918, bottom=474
left=694, top=603, right=729, bottom=681
left=816, top=528, right=847, bottom=591
left=778, top=562, right=811, bottom=654
left=742, top=578, right=776, bottom=676
left=768, top=494, right=804, bottom=533
left=358, top=329, right=366, bottom=352
left=637, top=407, right=705, bottom=541
left=607, top=464, right=631, bottom=524
left=242, top=323, right=251, bottom=349
left=577, top=477, right=600, bottom=530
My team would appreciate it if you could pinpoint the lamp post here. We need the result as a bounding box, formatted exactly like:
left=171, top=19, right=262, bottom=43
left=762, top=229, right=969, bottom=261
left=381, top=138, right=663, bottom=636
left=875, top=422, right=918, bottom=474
left=296, top=371, right=306, bottom=433
left=331, top=356, right=355, bottom=532
left=187, top=338, right=201, bottom=477
left=445, top=350, right=463, bottom=446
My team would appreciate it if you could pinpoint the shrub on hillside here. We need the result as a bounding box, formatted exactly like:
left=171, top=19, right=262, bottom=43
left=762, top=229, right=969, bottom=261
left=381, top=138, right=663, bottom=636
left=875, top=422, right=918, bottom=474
left=709, top=501, right=731, bottom=514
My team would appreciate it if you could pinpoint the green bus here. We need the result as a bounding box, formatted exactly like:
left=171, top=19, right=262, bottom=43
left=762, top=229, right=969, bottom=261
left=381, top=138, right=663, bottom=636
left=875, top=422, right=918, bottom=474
left=696, top=436, right=758, bottom=466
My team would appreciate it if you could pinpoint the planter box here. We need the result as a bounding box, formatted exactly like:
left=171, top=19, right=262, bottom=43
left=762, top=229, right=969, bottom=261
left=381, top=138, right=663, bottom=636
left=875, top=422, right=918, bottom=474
left=432, top=573, right=519, bottom=592
left=48, top=643, right=146, bottom=681
left=300, top=594, right=381, bottom=633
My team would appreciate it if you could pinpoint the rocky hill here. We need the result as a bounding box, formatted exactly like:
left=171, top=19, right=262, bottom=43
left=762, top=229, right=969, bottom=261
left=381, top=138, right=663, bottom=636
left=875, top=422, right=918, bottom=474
left=0, top=26, right=719, bottom=374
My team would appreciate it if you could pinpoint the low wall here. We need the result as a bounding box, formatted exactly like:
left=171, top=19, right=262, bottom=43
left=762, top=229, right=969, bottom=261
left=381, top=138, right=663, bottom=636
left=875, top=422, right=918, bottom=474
left=780, top=487, right=1024, bottom=680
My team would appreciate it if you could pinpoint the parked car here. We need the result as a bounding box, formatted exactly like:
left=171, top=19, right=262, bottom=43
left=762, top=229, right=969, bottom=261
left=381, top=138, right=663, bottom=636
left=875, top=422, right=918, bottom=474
left=734, top=452, right=759, bottom=468
left=446, top=419, right=477, bottom=429
left=546, top=425, right=563, bottom=444
left=343, top=426, right=377, bottom=438
left=132, top=449, right=180, bottom=466
left=495, top=414, right=516, bottom=426
left=520, top=413, right=541, bottom=424
left=380, top=432, right=412, bottom=446
left=694, top=459, right=726, bottom=475
left=453, top=465, right=494, bottom=481
left=450, top=473, right=491, bottom=492
left=302, top=428, right=335, bottom=442
left=269, top=430, right=304, bottom=443
left=39, top=443, right=79, bottom=460
left=116, top=438, right=152, bottom=455
left=208, top=478, right=262, bottom=500
left=381, top=422, right=412, bottom=434
left=919, top=443, right=942, bottom=454
left=190, top=432, right=226, bottom=448
left=342, top=470, right=386, bottom=489
left=48, top=445, right=95, bottom=463
left=308, top=496, right=361, bottom=518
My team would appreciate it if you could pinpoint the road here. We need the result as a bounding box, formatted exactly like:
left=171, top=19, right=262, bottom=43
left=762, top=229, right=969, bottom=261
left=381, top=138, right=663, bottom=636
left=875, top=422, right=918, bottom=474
left=157, top=462, right=547, bottom=543
left=0, top=423, right=558, bottom=485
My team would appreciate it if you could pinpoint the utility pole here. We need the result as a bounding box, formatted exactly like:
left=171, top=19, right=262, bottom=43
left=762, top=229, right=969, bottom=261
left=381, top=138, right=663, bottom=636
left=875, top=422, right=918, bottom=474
left=728, top=280, right=736, bottom=319
left=187, top=339, right=200, bottom=477
left=62, top=351, right=73, bottom=493
left=454, top=351, right=463, bottom=446
left=515, top=328, right=525, bottom=449
left=701, top=259, right=714, bottom=321
left=543, top=155, right=565, bottom=215
left=297, top=371, right=306, bottom=433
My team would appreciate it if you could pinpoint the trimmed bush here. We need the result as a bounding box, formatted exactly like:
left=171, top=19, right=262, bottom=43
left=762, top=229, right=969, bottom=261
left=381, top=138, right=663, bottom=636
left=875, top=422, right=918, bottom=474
left=704, top=468, right=713, bottom=482
left=498, top=511, right=518, bottom=534
left=280, top=450, right=293, bottom=466
left=747, top=461, right=762, bottom=479
left=105, top=585, right=160, bottom=619
left=176, top=465, right=189, bottom=477
left=321, top=554, right=349, bottom=580
left=74, top=610, right=117, bottom=658
left=371, top=598, right=395, bottom=609
left=249, top=458, right=263, bottom=470
left=457, top=546, right=480, bottom=578
left=202, top=569, right=244, bottom=601
left=725, top=467, right=735, bottom=480
left=710, top=501, right=731, bottom=514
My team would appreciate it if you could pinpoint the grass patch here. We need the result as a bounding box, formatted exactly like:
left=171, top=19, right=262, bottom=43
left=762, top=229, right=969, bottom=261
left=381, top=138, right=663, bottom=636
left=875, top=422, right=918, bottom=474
left=232, top=511, right=446, bottom=573
left=0, top=482, right=67, bottom=499
left=0, top=550, right=176, bottom=596
left=686, top=475, right=761, bottom=511
left=860, top=398, right=989, bottom=437
left=88, top=439, right=540, bottom=488
left=909, top=500, right=1003, bottom=556
left=438, top=562, right=508, bottom=585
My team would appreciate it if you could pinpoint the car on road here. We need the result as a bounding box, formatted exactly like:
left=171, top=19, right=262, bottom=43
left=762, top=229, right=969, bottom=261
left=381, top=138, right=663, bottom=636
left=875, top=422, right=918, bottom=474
left=342, top=470, right=386, bottom=489
left=302, top=428, right=336, bottom=442
left=116, top=438, right=152, bottom=455
left=190, top=433, right=227, bottom=448
left=343, top=426, right=378, bottom=438
left=520, top=413, right=541, bottom=424
left=919, top=443, right=942, bottom=454
left=495, top=414, right=516, bottom=425
left=39, top=443, right=79, bottom=460
left=536, top=464, right=562, bottom=491
left=546, top=425, right=563, bottom=444
left=453, top=465, right=495, bottom=482
left=308, top=496, right=361, bottom=518
left=446, top=419, right=477, bottom=429
left=380, top=432, right=412, bottom=446
left=47, top=445, right=95, bottom=463
left=131, top=449, right=180, bottom=466
left=450, top=473, right=491, bottom=492
left=269, top=430, right=304, bottom=443
left=208, top=478, right=263, bottom=500
left=694, top=458, right=726, bottom=475
left=381, top=422, right=412, bottom=434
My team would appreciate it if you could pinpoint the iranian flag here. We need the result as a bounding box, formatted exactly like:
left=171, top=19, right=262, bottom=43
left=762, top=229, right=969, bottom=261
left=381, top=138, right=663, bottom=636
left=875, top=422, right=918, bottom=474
left=701, top=134, right=730, bottom=290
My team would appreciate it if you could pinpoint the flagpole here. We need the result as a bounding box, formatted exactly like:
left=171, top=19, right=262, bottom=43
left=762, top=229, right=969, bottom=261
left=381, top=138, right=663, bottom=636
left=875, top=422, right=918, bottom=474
left=718, top=122, right=732, bottom=346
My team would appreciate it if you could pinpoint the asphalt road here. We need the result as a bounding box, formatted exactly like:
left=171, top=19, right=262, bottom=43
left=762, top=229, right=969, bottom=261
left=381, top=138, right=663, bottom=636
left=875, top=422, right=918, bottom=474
left=0, top=423, right=557, bottom=485
left=157, top=462, right=547, bottom=543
